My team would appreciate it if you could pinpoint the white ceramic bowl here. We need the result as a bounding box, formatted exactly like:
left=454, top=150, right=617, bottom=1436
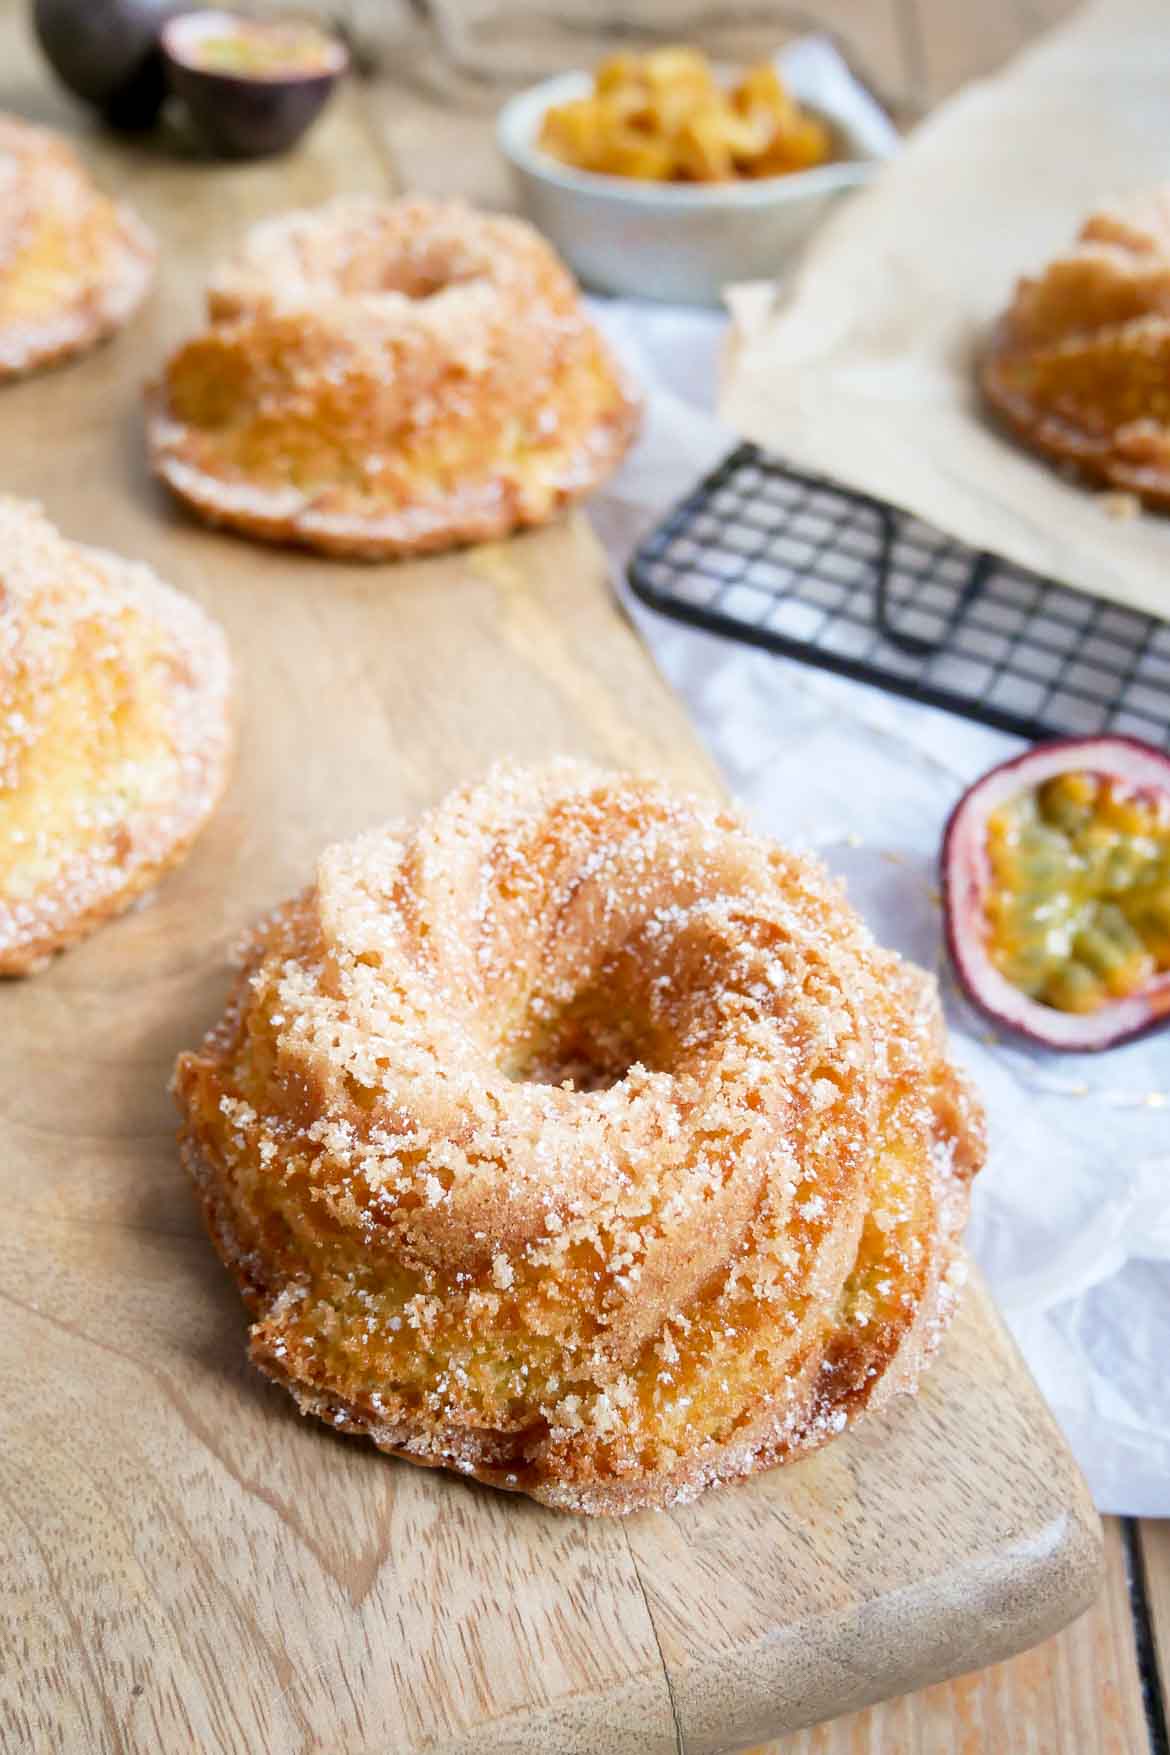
left=497, top=69, right=882, bottom=306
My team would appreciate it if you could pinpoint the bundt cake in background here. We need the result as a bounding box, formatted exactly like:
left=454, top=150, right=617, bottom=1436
left=982, top=189, right=1170, bottom=505
left=148, top=196, right=640, bottom=558
left=0, top=114, right=154, bottom=379
left=0, top=498, right=231, bottom=973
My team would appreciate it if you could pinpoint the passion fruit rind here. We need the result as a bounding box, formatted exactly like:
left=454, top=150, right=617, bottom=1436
left=161, top=10, right=347, bottom=161
left=33, top=0, right=184, bottom=129
left=942, top=735, right=1170, bottom=1051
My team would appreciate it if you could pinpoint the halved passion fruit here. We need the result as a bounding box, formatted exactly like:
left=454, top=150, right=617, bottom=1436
left=162, top=11, right=347, bottom=160
left=33, top=0, right=184, bottom=129
left=942, top=736, right=1170, bottom=1050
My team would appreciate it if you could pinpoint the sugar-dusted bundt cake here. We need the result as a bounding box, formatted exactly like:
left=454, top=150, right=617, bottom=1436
left=0, top=114, right=154, bottom=379
left=0, top=499, right=232, bottom=973
left=982, top=189, right=1170, bottom=504
left=174, top=763, right=985, bottom=1514
left=148, top=196, right=641, bottom=558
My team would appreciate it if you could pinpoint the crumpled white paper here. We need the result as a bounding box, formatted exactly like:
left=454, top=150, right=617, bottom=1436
left=585, top=40, right=1170, bottom=1519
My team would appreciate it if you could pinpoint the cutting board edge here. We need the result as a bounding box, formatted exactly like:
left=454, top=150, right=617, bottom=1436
left=665, top=1499, right=1103, bottom=1751
left=655, top=1267, right=1105, bottom=1750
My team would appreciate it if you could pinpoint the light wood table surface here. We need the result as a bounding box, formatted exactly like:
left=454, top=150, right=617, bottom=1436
left=1, top=1, right=1165, bottom=1751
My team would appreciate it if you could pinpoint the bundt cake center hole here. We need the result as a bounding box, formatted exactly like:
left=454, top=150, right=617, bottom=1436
left=508, top=1035, right=633, bottom=1092
left=375, top=259, right=484, bottom=301
left=503, top=982, right=667, bottom=1092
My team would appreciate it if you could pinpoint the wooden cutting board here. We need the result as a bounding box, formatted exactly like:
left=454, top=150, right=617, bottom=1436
left=0, top=27, right=1101, bottom=1755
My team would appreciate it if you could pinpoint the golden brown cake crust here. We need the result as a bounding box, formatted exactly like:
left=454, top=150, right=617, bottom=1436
left=0, top=499, right=232, bottom=975
left=147, top=196, right=641, bottom=559
left=0, top=115, right=154, bottom=381
left=982, top=190, right=1170, bottom=506
left=174, top=764, right=984, bottom=1514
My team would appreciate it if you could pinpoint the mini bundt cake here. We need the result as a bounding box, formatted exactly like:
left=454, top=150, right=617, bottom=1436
left=0, top=499, right=232, bottom=973
left=148, top=196, right=640, bottom=558
left=982, top=189, right=1170, bottom=504
left=0, top=114, right=154, bottom=379
left=174, top=763, right=985, bottom=1514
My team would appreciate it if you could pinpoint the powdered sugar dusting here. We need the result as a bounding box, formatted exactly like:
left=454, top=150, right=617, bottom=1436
left=0, top=115, right=154, bottom=379
left=0, top=498, right=232, bottom=971
left=175, top=761, right=984, bottom=1512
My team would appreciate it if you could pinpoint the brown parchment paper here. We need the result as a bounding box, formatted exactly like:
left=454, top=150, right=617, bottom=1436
left=721, top=0, right=1170, bottom=623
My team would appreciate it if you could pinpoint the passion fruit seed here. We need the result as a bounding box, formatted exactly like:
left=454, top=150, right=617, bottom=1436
left=985, top=770, right=1170, bottom=1014
left=1038, top=769, right=1097, bottom=834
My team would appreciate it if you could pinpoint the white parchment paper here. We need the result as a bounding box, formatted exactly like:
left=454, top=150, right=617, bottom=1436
left=586, top=36, right=1170, bottom=1518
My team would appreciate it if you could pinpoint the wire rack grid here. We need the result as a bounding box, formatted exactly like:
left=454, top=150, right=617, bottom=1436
left=628, top=445, right=1170, bottom=750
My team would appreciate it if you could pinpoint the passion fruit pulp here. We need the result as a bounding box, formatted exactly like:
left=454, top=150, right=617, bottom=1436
left=942, top=735, right=1170, bottom=1050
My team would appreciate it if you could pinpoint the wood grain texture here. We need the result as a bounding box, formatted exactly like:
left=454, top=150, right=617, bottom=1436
left=750, top=1517, right=1151, bottom=1755
left=1140, top=1521, right=1170, bottom=1727
left=622, top=1287, right=1101, bottom=1751
left=0, top=6, right=1108, bottom=1753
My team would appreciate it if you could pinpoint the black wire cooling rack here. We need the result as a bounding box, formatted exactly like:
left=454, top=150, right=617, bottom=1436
left=627, top=444, right=1170, bottom=749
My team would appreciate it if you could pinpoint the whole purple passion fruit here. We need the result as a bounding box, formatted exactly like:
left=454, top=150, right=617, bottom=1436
left=942, top=735, right=1170, bottom=1051
left=161, top=10, right=347, bottom=160
left=33, top=0, right=184, bottom=129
